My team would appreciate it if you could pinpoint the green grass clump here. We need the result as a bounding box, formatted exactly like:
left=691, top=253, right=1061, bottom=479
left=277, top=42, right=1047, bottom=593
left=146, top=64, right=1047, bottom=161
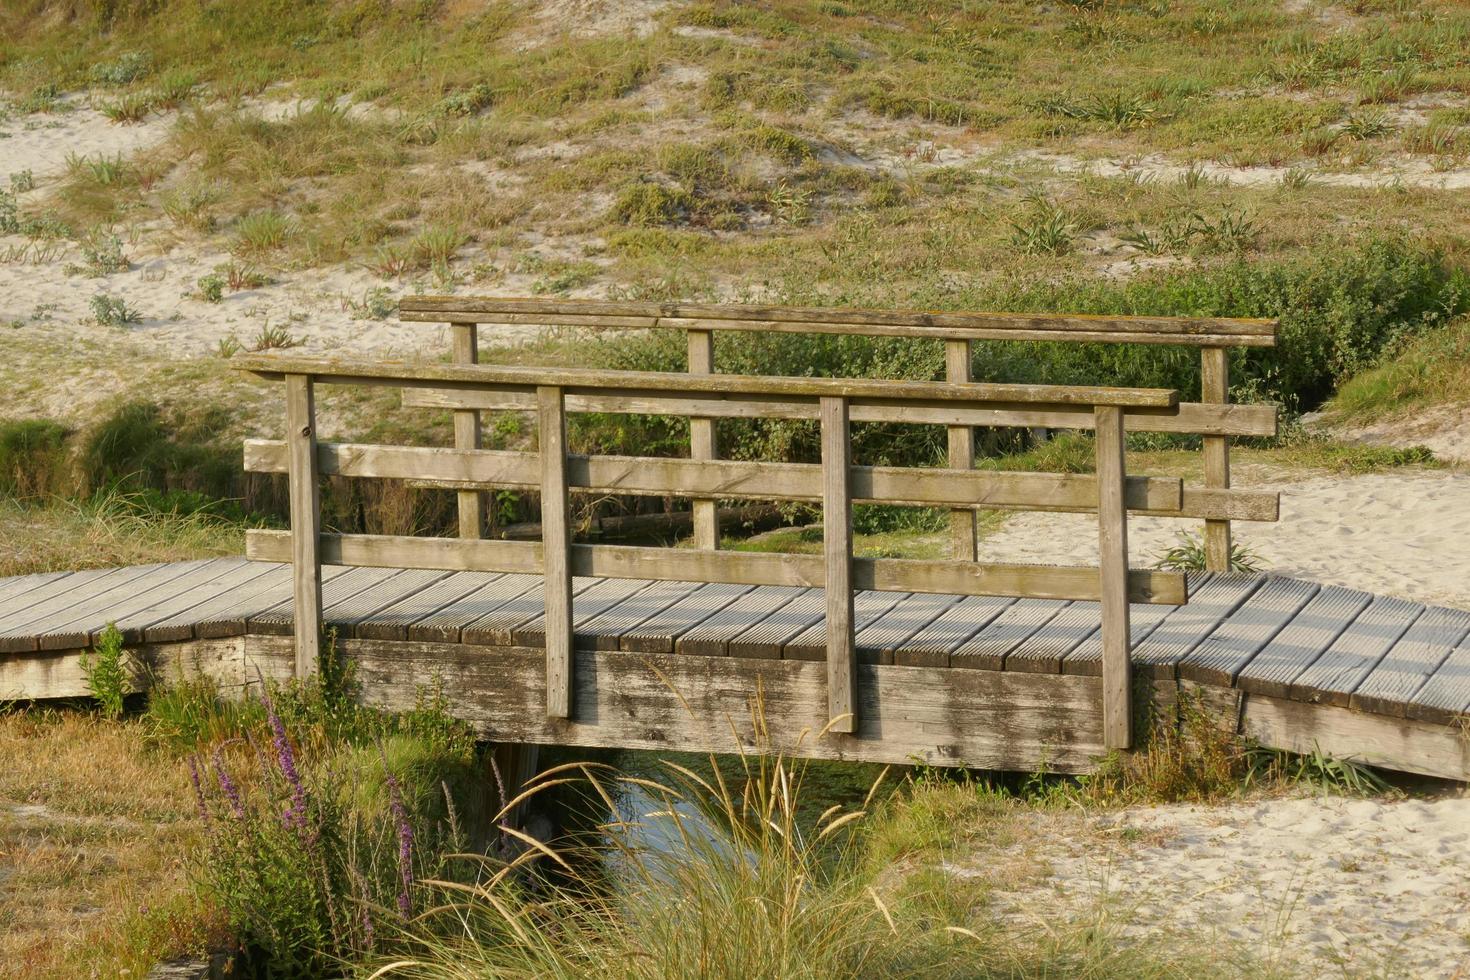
left=0, top=417, right=68, bottom=497
left=1153, top=531, right=1266, bottom=573
left=609, top=181, right=695, bottom=227
left=1328, top=316, right=1470, bottom=420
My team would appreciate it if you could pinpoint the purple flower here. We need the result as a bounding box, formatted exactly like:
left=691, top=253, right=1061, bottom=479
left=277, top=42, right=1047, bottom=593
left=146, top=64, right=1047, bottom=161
left=212, top=744, right=245, bottom=820
left=381, top=750, right=414, bottom=917
left=186, top=754, right=209, bottom=825
left=258, top=683, right=309, bottom=834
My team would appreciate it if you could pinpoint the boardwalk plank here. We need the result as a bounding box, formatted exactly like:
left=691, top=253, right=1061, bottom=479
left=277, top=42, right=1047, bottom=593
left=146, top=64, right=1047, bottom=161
left=577, top=580, right=705, bottom=651
left=1005, top=601, right=1103, bottom=674
left=456, top=576, right=601, bottom=646
left=675, top=586, right=807, bottom=656
left=35, top=559, right=239, bottom=651
left=322, top=569, right=454, bottom=636
left=1288, top=596, right=1424, bottom=706
left=853, top=592, right=962, bottom=664
left=727, top=589, right=827, bottom=660
left=407, top=574, right=541, bottom=643
left=1350, top=606, right=1470, bottom=717
left=357, top=572, right=502, bottom=641
left=1061, top=575, right=1214, bottom=677
left=91, top=559, right=275, bottom=644
left=952, top=598, right=1068, bottom=671
left=0, top=565, right=142, bottom=637
left=1178, top=577, right=1320, bottom=687
left=893, top=595, right=1016, bottom=667
left=248, top=566, right=402, bottom=636
left=1122, top=574, right=1264, bottom=680
left=783, top=590, right=909, bottom=662
left=1406, top=631, right=1470, bottom=725
left=0, top=562, right=212, bottom=653
left=0, top=571, right=76, bottom=612
left=1234, top=586, right=1373, bottom=698
left=504, top=578, right=654, bottom=648
left=620, top=583, right=755, bottom=654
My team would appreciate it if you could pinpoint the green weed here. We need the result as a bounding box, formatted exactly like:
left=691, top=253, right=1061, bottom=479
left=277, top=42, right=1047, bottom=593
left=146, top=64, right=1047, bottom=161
left=1153, top=531, right=1266, bottom=573
left=89, top=293, right=142, bottom=326
left=231, top=210, right=297, bottom=256
left=81, top=624, right=131, bottom=720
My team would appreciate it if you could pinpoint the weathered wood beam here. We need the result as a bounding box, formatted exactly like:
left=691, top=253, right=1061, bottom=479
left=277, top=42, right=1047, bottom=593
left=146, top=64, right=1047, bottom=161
left=1095, top=404, right=1133, bottom=750
left=451, top=323, right=485, bottom=540
left=285, top=374, right=321, bottom=679
left=539, top=386, right=573, bottom=719
left=945, top=339, right=978, bottom=561
left=1202, top=346, right=1233, bottom=572
left=687, top=329, right=720, bottom=550
left=821, top=397, right=857, bottom=733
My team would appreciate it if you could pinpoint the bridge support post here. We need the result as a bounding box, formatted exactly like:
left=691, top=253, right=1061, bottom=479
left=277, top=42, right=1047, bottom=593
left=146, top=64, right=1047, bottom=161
left=539, top=386, right=574, bottom=719
left=285, top=373, right=322, bottom=679
left=452, top=324, right=486, bottom=540
left=1202, top=346, right=1232, bottom=572
left=945, top=340, right=978, bottom=562
left=820, top=397, right=857, bottom=734
left=688, top=330, right=721, bottom=550
left=1095, top=405, right=1132, bottom=750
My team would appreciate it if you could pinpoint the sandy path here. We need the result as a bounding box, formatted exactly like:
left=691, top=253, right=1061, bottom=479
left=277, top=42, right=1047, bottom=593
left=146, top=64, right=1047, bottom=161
left=980, top=470, right=1470, bottom=609
left=966, top=794, right=1470, bottom=977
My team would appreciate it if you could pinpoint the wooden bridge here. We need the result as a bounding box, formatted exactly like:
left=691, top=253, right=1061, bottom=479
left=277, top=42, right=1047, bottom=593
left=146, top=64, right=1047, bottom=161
left=2, top=300, right=1467, bottom=782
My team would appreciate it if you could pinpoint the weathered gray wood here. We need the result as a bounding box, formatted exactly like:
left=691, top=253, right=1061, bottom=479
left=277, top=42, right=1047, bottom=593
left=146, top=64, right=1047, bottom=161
left=246, top=439, right=1187, bottom=515
left=337, top=636, right=1113, bottom=771
left=1178, top=576, right=1320, bottom=687
left=575, top=580, right=704, bottom=651
left=952, top=598, right=1068, bottom=671
left=853, top=592, right=961, bottom=664
left=0, top=637, right=247, bottom=702
left=397, top=295, right=1277, bottom=347
left=408, top=573, right=541, bottom=643
left=286, top=373, right=323, bottom=678
left=0, top=562, right=210, bottom=653
left=728, top=588, right=827, bottom=660
left=506, top=577, right=653, bottom=649
left=1233, top=586, right=1373, bottom=699
left=1063, top=594, right=1180, bottom=676
left=821, top=396, right=857, bottom=733
left=946, top=339, right=978, bottom=561
left=1350, top=606, right=1470, bottom=717
left=355, top=571, right=500, bottom=641
left=1201, top=347, right=1232, bottom=572
left=1094, top=404, right=1132, bottom=750
left=618, top=583, right=754, bottom=654
left=0, top=566, right=136, bottom=638
left=452, top=323, right=486, bottom=539
left=321, top=568, right=453, bottom=636
left=1004, top=601, right=1104, bottom=674
left=249, top=566, right=400, bottom=636
left=786, top=590, right=907, bottom=663
left=893, top=594, right=1016, bottom=667
left=105, top=559, right=275, bottom=644
left=1406, top=630, right=1470, bottom=725
left=687, top=329, right=719, bottom=550
left=398, top=389, right=1272, bottom=438
left=234, top=354, right=1180, bottom=410
left=539, top=385, right=574, bottom=719
left=0, top=570, right=74, bottom=611
left=1127, top=574, right=1263, bottom=679
left=145, top=563, right=305, bottom=641
left=675, top=586, right=808, bottom=656
left=34, top=559, right=238, bottom=652
left=1287, top=596, right=1424, bottom=706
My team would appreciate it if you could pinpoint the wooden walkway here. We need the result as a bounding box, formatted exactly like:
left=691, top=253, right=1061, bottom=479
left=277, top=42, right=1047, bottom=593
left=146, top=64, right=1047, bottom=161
left=2, top=559, right=1468, bottom=781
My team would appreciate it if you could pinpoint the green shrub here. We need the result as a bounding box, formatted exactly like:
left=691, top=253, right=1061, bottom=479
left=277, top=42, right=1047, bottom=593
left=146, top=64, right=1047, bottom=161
left=196, top=273, right=225, bottom=303
left=81, top=624, right=130, bottom=720
left=608, top=181, right=694, bottom=227
left=0, top=418, right=68, bottom=497
left=89, top=293, right=142, bottom=326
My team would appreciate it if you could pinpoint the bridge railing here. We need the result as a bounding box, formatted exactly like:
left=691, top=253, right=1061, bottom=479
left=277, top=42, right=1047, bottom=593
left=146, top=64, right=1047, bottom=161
left=235, top=355, right=1192, bottom=750
left=398, top=298, right=1279, bottom=571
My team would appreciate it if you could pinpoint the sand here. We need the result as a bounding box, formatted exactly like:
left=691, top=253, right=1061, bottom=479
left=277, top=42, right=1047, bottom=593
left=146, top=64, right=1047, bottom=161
left=964, top=793, right=1470, bottom=977
left=978, top=469, right=1470, bottom=610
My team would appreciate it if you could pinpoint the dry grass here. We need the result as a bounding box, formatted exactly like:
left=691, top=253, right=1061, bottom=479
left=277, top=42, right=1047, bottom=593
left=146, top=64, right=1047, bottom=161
left=0, top=711, right=215, bottom=979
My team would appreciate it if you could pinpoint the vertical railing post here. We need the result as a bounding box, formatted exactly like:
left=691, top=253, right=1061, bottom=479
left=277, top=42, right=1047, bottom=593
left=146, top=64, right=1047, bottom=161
left=1094, top=405, right=1132, bottom=750
left=285, top=373, right=322, bottom=680
left=538, top=385, right=573, bottom=719
left=452, top=323, right=485, bottom=539
left=945, top=339, right=978, bottom=561
left=1201, top=346, right=1231, bottom=572
left=687, top=329, right=720, bottom=550
left=820, top=396, right=857, bottom=734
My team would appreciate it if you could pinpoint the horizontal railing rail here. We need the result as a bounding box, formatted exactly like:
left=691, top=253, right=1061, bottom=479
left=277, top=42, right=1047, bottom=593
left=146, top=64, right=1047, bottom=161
left=397, top=297, right=1279, bottom=571
left=235, top=354, right=1190, bottom=750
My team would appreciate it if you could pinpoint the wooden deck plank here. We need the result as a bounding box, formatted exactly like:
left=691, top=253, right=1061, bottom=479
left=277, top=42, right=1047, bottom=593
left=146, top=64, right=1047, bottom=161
left=1005, top=601, right=1103, bottom=674
left=1406, top=631, right=1470, bottom=725
left=1061, top=575, right=1213, bottom=677
left=619, top=583, right=755, bottom=654
left=1177, top=577, right=1320, bottom=686
left=0, top=565, right=144, bottom=636
left=34, top=559, right=240, bottom=652
left=576, top=580, right=706, bottom=651
left=675, top=586, right=807, bottom=656
left=727, top=589, right=827, bottom=660
left=407, top=573, right=541, bottom=643
left=322, top=568, right=455, bottom=636
left=145, top=563, right=293, bottom=641
left=782, top=590, right=910, bottom=662
left=853, top=592, right=962, bottom=663
left=90, top=559, right=276, bottom=644
left=893, top=595, right=1016, bottom=668
left=1288, top=596, right=1425, bottom=706
left=0, top=570, right=76, bottom=611
left=1350, top=606, right=1470, bottom=718
left=248, top=566, right=402, bottom=636
left=1123, top=574, right=1264, bottom=680
left=951, top=598, right=1068, bottom=671
left=454, top=575, right=600, bottom=646
left=1234, top=586, right=1374, bottom=698
left=505, top=577, right=654, bottom=648
left=0, top=561, right=213, bottom=654
left=357, top=571, right=503, bottom=641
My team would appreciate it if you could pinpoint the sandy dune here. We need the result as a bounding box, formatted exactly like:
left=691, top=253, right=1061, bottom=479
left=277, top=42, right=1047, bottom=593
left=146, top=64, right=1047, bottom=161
left=981, top=469, right=1470, bottom=610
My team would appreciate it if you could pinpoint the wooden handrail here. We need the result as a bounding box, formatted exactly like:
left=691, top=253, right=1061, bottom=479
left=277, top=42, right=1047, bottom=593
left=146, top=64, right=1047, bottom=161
left=237, top=359, right=1192, bottom=750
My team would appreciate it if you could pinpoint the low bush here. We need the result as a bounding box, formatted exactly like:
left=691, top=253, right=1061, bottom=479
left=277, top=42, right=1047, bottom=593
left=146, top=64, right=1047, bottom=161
left=0, top=417, right=68, bottom=497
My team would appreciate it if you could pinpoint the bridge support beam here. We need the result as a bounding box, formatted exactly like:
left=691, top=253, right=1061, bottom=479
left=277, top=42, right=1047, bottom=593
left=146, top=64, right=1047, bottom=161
left=1095, top=405, right=1133, bottom=750
left=821, top=396, right=857, bottom=734
left=285, top=373, right=322, bottom=679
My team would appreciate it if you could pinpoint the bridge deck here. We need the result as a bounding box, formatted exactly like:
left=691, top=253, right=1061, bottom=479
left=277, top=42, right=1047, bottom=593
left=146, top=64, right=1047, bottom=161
left=2, top=559, right=1468, bottom=780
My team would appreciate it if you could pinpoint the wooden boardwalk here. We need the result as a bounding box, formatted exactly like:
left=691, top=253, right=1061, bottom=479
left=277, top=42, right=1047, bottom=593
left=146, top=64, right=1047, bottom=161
left=2, top=559, right=1468, bottom=781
